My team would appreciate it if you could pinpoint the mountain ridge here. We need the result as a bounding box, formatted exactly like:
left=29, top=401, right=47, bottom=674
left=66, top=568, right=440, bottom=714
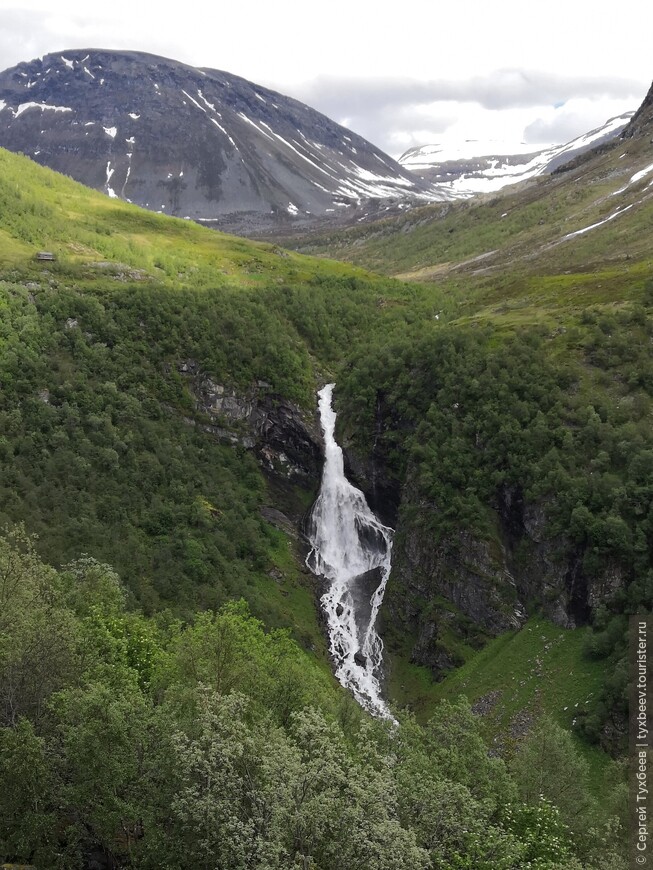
left=286, top=76, right=653, bottom=284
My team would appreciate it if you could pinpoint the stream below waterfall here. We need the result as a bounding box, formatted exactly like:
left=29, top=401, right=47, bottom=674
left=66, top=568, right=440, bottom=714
left=305, top=383, right=394, bottom=719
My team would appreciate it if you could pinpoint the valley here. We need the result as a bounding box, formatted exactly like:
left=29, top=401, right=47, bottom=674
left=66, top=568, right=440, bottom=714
left=0, top=51, right=650, bottom=870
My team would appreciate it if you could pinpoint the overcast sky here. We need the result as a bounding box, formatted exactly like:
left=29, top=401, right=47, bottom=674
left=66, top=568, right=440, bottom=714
left=1, top=0, right=651, bottom=158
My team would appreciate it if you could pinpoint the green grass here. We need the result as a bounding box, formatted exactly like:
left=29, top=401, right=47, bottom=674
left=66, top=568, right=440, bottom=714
left=249, top=525, right=330, bottom=666
left=431, top=618, right=604, bottom=732
left=386, top=616, right=617, bottom=801
left=0, top=147, right=377, bottom=292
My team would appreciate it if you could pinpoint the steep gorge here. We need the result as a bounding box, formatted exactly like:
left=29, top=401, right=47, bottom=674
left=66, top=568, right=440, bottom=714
left=330, top=309, right=650, bottom=710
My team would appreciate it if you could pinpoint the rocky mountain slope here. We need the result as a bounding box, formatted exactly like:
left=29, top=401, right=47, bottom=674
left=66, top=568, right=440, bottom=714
left=0, top=49, right=443, bottom=233
left=398, top=112, right=632, bottom=197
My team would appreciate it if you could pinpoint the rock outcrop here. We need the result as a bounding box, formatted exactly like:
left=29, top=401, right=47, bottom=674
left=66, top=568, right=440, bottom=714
left=347, top=441, right=627, bottom=678
left=177, top=359, right=322, bottom=483
left=621, top=79, right=653, bottom=139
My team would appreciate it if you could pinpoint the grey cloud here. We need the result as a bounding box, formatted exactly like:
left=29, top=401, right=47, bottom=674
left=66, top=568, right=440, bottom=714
left=0, top=10, right=52, bottom=70
left=294, top=69, right=643, bottom=117
left=0, top=9, right=182, bottom=75
left=337, top=106, right=457, bottom=156
left=523, top=114, right=591, bottom=144
left=0, top=9, right=122, bottom=72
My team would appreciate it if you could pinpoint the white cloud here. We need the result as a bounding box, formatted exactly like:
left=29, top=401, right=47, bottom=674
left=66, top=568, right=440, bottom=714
left=523, top=98, right=637, bottom=145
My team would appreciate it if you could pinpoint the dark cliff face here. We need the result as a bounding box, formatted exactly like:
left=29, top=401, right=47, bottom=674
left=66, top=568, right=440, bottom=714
left=0, top=49, right=440, bottom=233
left=345, top=433, right=626, bottom=679
left=385, top=483, right=626, bottom=678
left=621, top=79, right=653, bottom=139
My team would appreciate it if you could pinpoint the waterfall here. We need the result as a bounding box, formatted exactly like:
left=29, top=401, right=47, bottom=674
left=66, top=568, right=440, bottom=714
left=305, top=383, right=394, bottom=719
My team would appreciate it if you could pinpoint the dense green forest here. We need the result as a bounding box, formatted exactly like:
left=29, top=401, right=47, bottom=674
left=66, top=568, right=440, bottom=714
left=0, top=145, right=648, bottom=866
left=0, top=529, right=627, bottom=868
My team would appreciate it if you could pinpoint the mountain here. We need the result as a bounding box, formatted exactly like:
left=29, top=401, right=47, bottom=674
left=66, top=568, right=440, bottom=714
left=0, top=49, right=443, bottom=234
left=291, top=94, right=653, bottom=280
left=398, top=112, right=633, bottom=197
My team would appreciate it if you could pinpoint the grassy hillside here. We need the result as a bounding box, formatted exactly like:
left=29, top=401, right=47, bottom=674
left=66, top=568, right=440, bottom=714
left=385, top=616, right=619, bottom=803
left=0, top=148, right=371, bottom=287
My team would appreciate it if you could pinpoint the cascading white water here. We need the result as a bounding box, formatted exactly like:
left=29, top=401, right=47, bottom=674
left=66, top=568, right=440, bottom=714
left=305, top=383, right=394, bottom=719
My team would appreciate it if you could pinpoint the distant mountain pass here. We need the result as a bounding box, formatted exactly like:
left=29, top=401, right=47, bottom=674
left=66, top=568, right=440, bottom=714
left=399, top=113, right=633, bottom=198
left=0, top=49, right=446, bottom=233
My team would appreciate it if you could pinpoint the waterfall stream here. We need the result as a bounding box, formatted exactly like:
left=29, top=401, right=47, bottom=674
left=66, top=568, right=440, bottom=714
left=305, top=383, right=394, bottom=719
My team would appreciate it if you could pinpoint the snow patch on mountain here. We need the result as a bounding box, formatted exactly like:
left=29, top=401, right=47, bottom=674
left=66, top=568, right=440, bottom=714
left=105, top=160, right=117, bottom=198
left=15, top=102, right=72, bottom=117
left=563, top=204, right=634, bottom=240
left=612, top=161, right=653, bottom=195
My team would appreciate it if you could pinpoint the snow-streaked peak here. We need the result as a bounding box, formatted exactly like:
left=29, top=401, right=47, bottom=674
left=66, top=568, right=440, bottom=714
left=0, top=47, right=449, bottom=233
